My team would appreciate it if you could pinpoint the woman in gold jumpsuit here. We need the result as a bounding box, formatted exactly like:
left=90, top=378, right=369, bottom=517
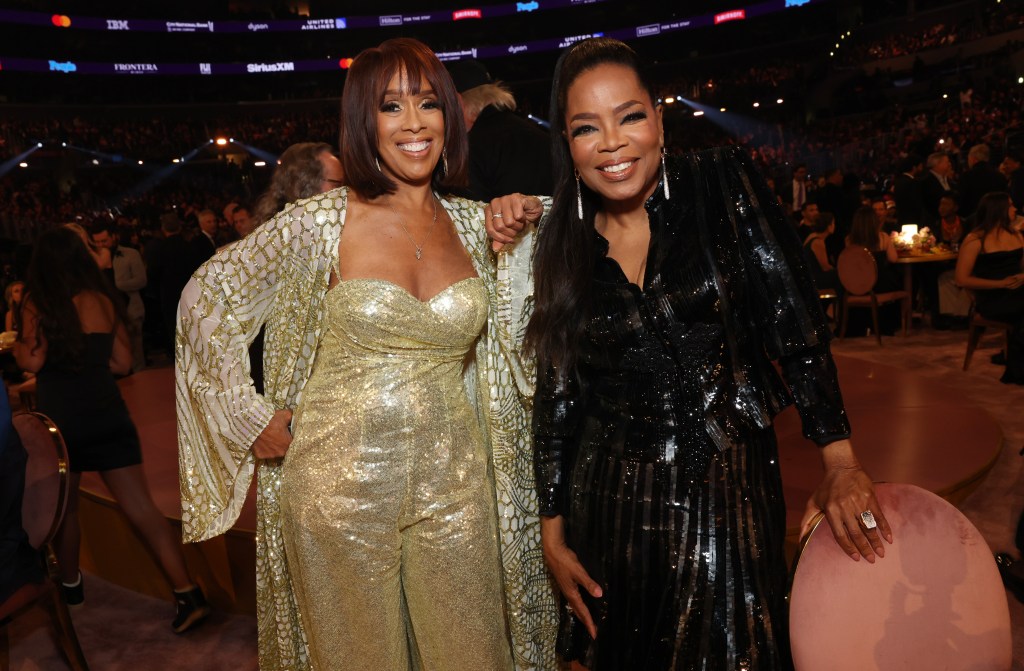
left=176, top=38, right=557, bottom=670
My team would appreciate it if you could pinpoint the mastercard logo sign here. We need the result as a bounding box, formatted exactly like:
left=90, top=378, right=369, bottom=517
left=338, top=58, right=354, bottom=69
left=51, top=14, right=72, bottom=27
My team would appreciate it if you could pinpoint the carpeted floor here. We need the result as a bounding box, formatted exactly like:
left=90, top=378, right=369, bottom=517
left=5, top=575, right=257, bottom=670
left=6, top=326, right=1023, bottom=669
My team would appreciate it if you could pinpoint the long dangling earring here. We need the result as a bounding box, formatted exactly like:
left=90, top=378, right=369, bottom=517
left=661, top=148, right=671, bottom=200
left=375, top=156, right=382, bottom=173
left=575, top=169, right=584, bottom=220
left=442, top=148, right=448, bottom=178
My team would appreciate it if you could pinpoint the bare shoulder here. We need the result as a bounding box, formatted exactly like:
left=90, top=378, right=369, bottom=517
left=73, top=290, right=117, bottom=332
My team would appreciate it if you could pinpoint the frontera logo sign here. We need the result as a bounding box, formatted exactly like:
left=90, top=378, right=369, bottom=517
left=516, top=1, right=539, bottom=11
left=453, top=9, right=482, bottom=20
left=49, top=60, right=76, bottom=73
left=635, top=24, right=661, bottom=37
left=714, top=9, right=746, bottom=24
left=114, top=63, right=159, bottom=73
left=246, top=62, right=296, bottom=73
left=379, top=15, right=403, bottom=26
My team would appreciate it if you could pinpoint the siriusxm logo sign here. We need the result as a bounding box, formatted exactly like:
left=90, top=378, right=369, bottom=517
left=49, top=60, right=76, bottom=73
left=517, top=1, right=539, bottom=11
left=379, top=15, right=403, bottom=26
left=246, top=61, right=295, bottom=73
left=106, top=20, right=129, bottom=30
left=636, top=24, right=661, bottom=37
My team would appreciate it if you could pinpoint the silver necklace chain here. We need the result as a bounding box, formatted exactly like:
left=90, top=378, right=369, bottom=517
left=388, top=196, right=438, bottom=261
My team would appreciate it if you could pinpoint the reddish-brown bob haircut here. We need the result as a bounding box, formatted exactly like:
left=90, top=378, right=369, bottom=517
left=341, top=38, right=468, bottom=199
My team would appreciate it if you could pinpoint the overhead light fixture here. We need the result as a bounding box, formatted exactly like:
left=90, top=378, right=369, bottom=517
left=693, top=110, right=704, bottom=117
left=254, top=161, right=267, bottom=167
left=753, top=102, right=760, bottom=108
left=664, top=96, right=676, bottom=104
left=18, top=162, right=28, bottom=168
left=215, top=138, right=228, bottom=146
left=172, top=158, right=180, bottom=164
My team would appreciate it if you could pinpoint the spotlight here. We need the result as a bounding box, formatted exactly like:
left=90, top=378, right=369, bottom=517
left=254, top=161, right=267, bottom=167
left=753, top=102, right=760, bottom=108
left=693, top=110, right=704, bottom=117
left=36, top=143, right=42, bottom=148
left=830, top=52, right=834, bottom=57
left=18, top=162, right=28, bottom=168
left=942, top=94, right=948, bottom=99
left=215, top=138, right=228, bottom=146
left=1019, top=76, right=1023, bottom=84
left=664, top=96, right=676, bottom=104
left=720, top=107, right=727, bottom=112
left=172, top=158, right=180, bottom=164
left=138, top=160, right=144, bottom=165
left=835, top=43, right=839, bottom=48
left=92, top=159, right=100, bottom=165
left=776, top=98, right=784, bottom=104
left=939, top=139, right=945, bottom=144
left=62, top=142, right=67, bottom=147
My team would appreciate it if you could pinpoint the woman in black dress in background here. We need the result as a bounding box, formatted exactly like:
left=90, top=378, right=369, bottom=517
left=955, top=192, right=1024, bottom=383
left=511, top=38, right=892, bottom=669
left=14, top=227, right=208, bottom=632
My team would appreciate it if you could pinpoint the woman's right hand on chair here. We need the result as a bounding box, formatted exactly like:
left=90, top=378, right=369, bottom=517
left=251, top=409, right=293, bottom=459
left=541, top=515, right=603, bottom=640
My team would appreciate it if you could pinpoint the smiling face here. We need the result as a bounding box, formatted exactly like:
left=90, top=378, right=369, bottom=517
left=564, top=63, right=663, bottom=212
left=376, top=71, right=445, bottom=190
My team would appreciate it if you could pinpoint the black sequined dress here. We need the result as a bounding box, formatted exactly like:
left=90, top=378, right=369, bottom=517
left=534, top=148, right=851, bottom=670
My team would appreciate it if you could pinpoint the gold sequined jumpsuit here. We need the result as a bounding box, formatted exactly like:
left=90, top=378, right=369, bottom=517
left=280, top=276, right=514, bottom=671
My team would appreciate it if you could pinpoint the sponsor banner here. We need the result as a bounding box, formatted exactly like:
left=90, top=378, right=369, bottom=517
left=714, top=9, right=746, bottom=24
left=113, top=62, right=159, bottom=74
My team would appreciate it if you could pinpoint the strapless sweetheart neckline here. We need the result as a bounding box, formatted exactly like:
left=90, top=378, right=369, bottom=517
left=330, top=276, right=483, bottom=304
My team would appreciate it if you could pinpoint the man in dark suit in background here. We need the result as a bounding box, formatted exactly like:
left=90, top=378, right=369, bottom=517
left=893, top=154, right=925, bottom=226
left=959, top=144, right=1008, bottom=219
left=919, top=151, right=954, bottom=230
left=446, top=59, right=553, bottom=202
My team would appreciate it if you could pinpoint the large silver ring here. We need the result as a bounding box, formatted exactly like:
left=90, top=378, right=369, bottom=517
left=860, top=510, right=877, bottom=530
left=492, top=212, right=503, bottom=218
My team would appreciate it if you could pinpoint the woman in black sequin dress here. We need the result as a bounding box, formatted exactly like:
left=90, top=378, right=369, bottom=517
left=955, top=192, right=1024, bottom=383
left=502, top=39, right=894, bottom=670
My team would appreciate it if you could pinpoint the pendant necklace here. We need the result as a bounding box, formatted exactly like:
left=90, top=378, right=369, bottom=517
left=388, top=195, right=438, bottom=260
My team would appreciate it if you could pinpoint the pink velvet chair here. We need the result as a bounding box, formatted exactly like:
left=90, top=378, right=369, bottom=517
left=789, top=482, right=1011, bottom=670
left=0, top=412, right=89, bottom=670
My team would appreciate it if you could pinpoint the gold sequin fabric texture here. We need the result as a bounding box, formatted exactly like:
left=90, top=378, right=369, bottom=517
left=280, top=277, right=513, bottom=669
left=176, top=187, right=558, bottom=670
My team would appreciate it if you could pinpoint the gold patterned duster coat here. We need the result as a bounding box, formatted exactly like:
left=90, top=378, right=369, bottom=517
left=176, top=187, right=557, bottom=670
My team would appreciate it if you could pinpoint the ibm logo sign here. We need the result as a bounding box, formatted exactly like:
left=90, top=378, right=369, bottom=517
left=107, top=20, right=130, bottom=30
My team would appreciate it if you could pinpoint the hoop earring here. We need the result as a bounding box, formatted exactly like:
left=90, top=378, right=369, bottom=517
left=375, top=157, right=382, bottom=172
left=575, top=169, right=584, bottom=220
left=442, top=149, right=448, bottom=178
left=661, top=148, right=671, bottom=200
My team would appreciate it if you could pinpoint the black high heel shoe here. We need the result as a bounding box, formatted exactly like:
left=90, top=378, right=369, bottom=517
left=995, top=553, right=1024, bottom=604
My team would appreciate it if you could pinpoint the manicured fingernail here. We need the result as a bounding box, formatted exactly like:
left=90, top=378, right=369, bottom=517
left=850, top=553, right=860, bottom=561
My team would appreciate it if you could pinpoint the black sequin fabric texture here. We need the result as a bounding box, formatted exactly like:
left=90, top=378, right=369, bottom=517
left=533, top=147, right=851, bottom=670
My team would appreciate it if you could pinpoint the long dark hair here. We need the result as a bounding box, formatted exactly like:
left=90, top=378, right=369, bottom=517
left=847, top=205, right=883, bottom=251
left=340, top=37, right=468, bottom=199
left=973, top=192, right=1014, bottom=239
left=24, top=227, right=126, bottom=371
left=525, top=37, right=658, bottom=371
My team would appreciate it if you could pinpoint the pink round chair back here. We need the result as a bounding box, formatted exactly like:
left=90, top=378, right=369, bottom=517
left=836, top=245, right=878, bottom=296
left=789, top=482, right=1011, bottom=671
left=16, top=411, right=71, bottom=550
